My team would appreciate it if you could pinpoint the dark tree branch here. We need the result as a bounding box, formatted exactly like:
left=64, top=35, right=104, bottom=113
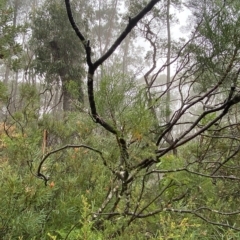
left=62, top=0, right=240, bottom=235
left=93, top=0, right=161, bottom=69
left=65, top=0, right=162, bottom=172
left=65, top=0, right=161, bottom=71
left=37, top=144, right=112, bottom=185
left=156, top=46, right=240, bottom=147
left=149, top=168, right=240, bottom=181
left=164, top=208, right=240, bottom=231
left=64, top=1, right=86, bottom=43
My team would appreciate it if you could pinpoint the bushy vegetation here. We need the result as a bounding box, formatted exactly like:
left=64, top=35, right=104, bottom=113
left=1, top=0, right=240, bottom=239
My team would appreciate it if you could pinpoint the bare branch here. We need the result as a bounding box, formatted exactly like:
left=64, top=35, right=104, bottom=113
left=37, top=144, right=111, bottom=184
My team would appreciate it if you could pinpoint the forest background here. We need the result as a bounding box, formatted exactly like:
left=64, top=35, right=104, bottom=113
left=1, top=0, right=240, bottom=239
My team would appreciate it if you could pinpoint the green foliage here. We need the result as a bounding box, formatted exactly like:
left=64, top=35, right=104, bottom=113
left=200, top=113, right=217, bottom=126
left=0, top=0, right=23, bottom=66
left=29, top=0, right=85, bottom=110
left=30, top=0, right=85, bottom=83
left=2, top=72, right=240, bottom=239
left=0, top=81, right=8, bottom=102
left=0, top=110, right=108, bottom=239
left=187, top=0, right=240, bottom=92
left=96, top=69, right=156, bottom=140
left=1, top=0, right=240, bottom=239
left=65, top=80, right=80, bottom=100
left=0, top=162, right=52, bottom=239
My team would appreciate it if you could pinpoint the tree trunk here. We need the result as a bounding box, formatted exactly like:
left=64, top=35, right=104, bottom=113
left=166, top=0, right=177, bottom=155
left=49, top=40, right=83, bottom=112
left=166, top=0, right=171, bottom=123
left=62, top=80, right=72, bottom=112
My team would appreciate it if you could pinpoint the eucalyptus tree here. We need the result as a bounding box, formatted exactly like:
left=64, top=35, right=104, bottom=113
left=30, top=0, right=87, bottom=111
left=0, top=0, right=23, bottom=81
left=0, top=0, right=13, bottom=61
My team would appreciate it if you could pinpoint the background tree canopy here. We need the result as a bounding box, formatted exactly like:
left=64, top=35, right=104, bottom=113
left=1, top=0, right=240, bottom=239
